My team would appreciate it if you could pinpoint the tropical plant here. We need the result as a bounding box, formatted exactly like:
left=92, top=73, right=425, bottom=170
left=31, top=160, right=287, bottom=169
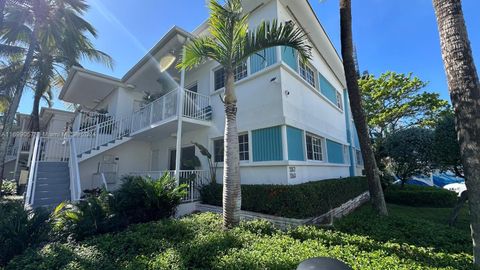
left=384, top=128, right=434, bottom=187
left=192, top=141, right=218, bottom=183
left=1, top=179, right=16, bottom=195
left=340, top=0, right=387, bottom=215
left=178, top=0, right=311, bottom=228
left=432, top=0, right=480, bottom=264
left=52, top=191, right=124, bottom=241
left=113, top=174, right=187, bottom=224
left=0, top=200, right=50, bottom=266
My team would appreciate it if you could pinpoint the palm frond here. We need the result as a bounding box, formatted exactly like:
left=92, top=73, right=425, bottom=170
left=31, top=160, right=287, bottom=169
left=178, top=36, right=225, bottom=70
left=239, top=19, right=311, bottom=63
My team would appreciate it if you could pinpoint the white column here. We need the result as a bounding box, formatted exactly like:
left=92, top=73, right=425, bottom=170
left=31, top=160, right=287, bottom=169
left=174, top=59, right=187, bottom=184
left=281, top=125, right=288, bottom=161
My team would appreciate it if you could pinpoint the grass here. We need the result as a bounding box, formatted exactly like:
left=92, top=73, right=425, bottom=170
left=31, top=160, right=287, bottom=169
left=5, top=204, right=473, bottom=270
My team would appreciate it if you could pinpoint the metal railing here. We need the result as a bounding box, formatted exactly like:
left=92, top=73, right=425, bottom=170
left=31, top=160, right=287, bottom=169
left=183, top=89, right=212, bottom=121
left=25, top=133, right=40, bottom=207
left=130, top=170, right=210, bottom=202
left=73, top=88, right=211, bottom=158
left=69, top=137, right=82, bottom=201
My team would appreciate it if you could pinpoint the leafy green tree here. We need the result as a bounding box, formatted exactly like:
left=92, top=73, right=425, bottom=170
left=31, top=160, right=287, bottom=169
left=359, top=71, right=449, bottom=138
left=432, top=113, right=462, bottom=177
left=384, top=128, right=433, bottom=187
left=179, top=0, right=311, bottom=228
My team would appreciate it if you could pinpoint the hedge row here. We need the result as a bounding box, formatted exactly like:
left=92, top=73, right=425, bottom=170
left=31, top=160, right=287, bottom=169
left=385, top=185, right=458, bottom=208
left=200, top=177, right=368, bottom=219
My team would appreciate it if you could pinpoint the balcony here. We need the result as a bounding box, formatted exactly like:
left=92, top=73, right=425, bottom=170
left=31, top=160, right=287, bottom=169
left=72, top=88, right=212, bottom=157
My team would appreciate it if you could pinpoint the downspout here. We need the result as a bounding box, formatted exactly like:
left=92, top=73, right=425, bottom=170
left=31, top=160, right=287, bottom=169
left=343, top=89, right=356, bottom=176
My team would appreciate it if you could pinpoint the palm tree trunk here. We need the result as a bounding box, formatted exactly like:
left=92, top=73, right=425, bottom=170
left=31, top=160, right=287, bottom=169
left=432, top=0, right=480, bottom=264
left=340, top=0, right=388, bottom=216
left=30, top=90, right=42, bottom=132
left=0, top=26, right=37, bottom=194
left=222, top=70, right=241, bottom=229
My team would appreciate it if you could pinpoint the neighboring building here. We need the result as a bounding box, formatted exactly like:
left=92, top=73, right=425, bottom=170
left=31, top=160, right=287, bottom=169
left=18, top=0, right=363, bottom=208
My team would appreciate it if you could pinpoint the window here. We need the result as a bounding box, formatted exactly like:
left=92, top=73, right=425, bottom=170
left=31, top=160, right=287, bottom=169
left=336, top=91, right=343, bottom=110
left=306, top=133, right=323, bottom=161
left=234, top=62, right=248, bottom=81
left=356, top=150, right=364, bottom=166
left=239, top=134, right=249, bottom=161
left=213, top=134, right=250, bottom=162
left=214, top=139, right=224, bottom=162
left=214, top=68, right=225, bottom=91
left=299, top=62, right=316, bottom=88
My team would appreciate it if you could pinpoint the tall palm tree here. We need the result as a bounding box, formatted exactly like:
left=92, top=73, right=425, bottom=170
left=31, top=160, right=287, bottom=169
left=0, top=0, right=100, bottom=192
left=432, top=0, right=480, bottom=265
left=179, top=0, right=311, bottom=229
left=340, top=0, right=387, bottom=215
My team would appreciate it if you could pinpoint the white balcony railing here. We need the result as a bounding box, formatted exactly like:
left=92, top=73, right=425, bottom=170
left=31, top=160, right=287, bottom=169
left=129, top=170, right=210, bottom=202
left=73, top=88, right=211, bottom=157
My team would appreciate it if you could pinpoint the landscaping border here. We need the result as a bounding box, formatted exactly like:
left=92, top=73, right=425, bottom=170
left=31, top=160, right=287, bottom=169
left=195, top=191, right=370, bottom=229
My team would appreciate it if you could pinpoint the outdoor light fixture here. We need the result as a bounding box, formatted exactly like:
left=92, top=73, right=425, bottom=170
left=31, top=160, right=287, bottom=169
left=159, top=52, right=176, bottom=72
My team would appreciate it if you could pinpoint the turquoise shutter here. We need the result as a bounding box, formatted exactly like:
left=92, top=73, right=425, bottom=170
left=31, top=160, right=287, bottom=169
left=318, top=73, right=338, bottom=104
left=287, top=127, right=305, bottom=161
left=250, top=47, right=277, bottom=74
left=252, top=126, right=283, bottom=161
left=326, top=139, right=345, bottom=164
left=281, top=46, right=298, bottom=71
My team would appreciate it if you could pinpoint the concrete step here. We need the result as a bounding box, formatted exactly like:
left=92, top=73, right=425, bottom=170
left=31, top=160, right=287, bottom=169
left=36, top=182, right=69, bottom=192
left=37, top=162, right=68, bottom=172
left=36, top=171, right=70, bottom=179
left=33, top=195, right=70, bottom=207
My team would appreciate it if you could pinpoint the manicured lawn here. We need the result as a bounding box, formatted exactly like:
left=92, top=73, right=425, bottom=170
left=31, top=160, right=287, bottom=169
left=6, top=204, right=473, bottom=270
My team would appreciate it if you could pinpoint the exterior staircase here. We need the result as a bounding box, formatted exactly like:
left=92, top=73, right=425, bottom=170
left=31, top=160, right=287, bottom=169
left=32, top=162, right=71, bottom=209
left=77, top=136, right=131, bottom=162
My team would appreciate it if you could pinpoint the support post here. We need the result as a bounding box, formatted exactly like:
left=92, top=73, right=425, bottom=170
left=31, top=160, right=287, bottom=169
left=174, top=55, right=187, bottom=185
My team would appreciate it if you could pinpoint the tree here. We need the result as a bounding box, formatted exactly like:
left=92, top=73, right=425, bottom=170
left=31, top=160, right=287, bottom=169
left=384, top=128, right=433, bottom=187
left=0, top=0, right=105, bottom=193
left=359, top=71, right=449, bottom=138
left=432, top=112, right=462, bottom=177
left=179, top=0, right=311, bottom=229
left=432, top=0, right=480, bottom=265
left=340, top=0, right=388, bottom=216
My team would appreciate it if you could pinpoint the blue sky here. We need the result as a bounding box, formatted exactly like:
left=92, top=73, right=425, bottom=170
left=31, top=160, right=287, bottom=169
left=17, top=0, right=480, bottom=114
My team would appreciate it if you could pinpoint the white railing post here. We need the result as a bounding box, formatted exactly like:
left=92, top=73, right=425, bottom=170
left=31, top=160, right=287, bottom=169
left=149, top=102, right=154, bottom=126
left=25, top=132, right=40, bottom=207
left=94, top=124, right=100, bottom=149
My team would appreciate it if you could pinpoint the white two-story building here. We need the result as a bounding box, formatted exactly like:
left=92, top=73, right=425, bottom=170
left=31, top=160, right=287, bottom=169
left=22, top=0, right=364, bottom=208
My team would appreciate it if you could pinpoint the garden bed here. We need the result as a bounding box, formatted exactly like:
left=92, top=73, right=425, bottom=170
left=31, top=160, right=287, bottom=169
left=6, top=205, right=473, bottom=270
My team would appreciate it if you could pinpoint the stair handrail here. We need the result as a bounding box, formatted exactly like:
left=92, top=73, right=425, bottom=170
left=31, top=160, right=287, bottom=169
left=68, top=137, right=82, bottom=201
left=24, top=132, right=40, bottom=207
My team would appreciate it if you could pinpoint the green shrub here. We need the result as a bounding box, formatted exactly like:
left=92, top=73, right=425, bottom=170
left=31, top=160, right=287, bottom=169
left=114, top=173, right=188, bottom=224
left=6, top=212, right=473, bottom=270
left=385, top=185, right=458, bottom=207
left=51, top=174, right=187, bottom=241
left=51, top=191, right=125, bottom=241
left=200, top=177, right=368, bottom=219
left=1, top=180, right=17, bottom=196
left=0, top=201, right=50, bottom=266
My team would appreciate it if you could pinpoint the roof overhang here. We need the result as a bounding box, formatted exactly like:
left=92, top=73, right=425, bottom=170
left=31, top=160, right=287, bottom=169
left=59, top=67, right=129, bottom=110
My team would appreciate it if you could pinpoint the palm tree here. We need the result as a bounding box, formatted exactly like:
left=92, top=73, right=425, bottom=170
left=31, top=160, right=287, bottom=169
left=432, top=0, right=480, bottom=265
left=0, top=0, right=101, bottom=192
left=340, top=0, right=388, bottom=215
left=179, top=0, right=311, bottom=229
left=28, top=34, right=112, bottom=131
